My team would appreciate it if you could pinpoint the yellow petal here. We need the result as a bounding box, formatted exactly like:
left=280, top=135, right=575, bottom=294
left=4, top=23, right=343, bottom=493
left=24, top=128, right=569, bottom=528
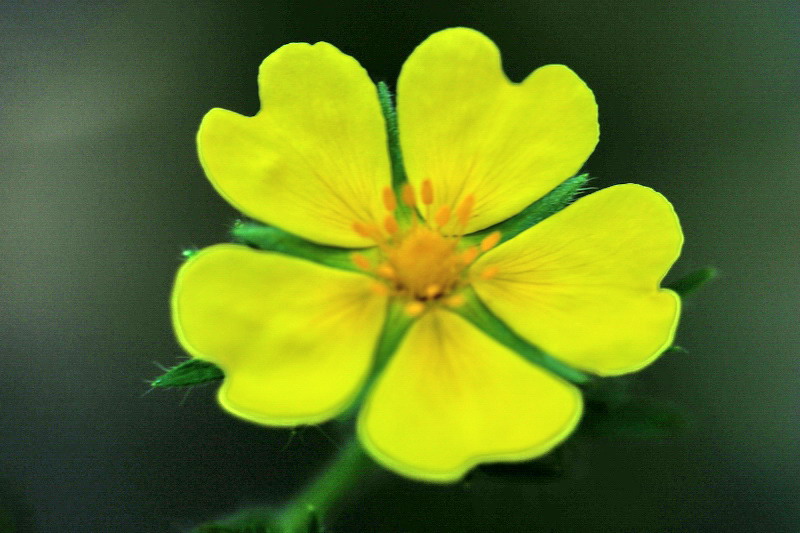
left=397, top=28, right=598, bottom=232
left=472, top=184, right=683, bottom=376
left=198, top=42, right=391, bottom=248
left=172, top=244, right=387, bottom=425
left=358, top=309, right=582, bottom=482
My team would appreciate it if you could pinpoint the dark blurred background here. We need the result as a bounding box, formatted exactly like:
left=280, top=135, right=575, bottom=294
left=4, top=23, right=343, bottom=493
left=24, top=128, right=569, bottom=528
left=1, top=1, right=798, bottom=531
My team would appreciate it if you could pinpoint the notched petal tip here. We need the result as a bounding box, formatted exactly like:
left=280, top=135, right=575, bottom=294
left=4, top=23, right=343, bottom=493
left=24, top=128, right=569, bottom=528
left=171, top=244, right=387, bottom=427
left=358, top=383, right=583, bottom=484
left=398, top=27, right=601, bottom=233
left=473, top=183, right=684, bottom=377
left=357, top=310, right=584, bottom=483
left=196, top=37, right=391, bottom=247
left=256, top=40, right=358, bottom=83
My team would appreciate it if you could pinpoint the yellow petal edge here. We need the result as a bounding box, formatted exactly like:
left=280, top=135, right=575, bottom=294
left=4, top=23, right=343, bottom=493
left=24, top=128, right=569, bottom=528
left=473, top=184, right=683, bottom=376
left=172, top=244, right=387, bottom=426
left=398, top=27, right=599, bottom=232
left=197, top=42, right=391, bottom=248
left=358, top=309, right=583, bottom=482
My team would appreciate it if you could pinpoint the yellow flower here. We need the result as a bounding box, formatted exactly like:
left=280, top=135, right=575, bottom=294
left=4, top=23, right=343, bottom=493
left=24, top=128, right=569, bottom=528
left=172, top=28, right=683, bottom=482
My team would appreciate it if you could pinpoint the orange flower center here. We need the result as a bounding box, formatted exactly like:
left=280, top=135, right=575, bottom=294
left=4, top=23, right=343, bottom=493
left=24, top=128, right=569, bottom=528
left=351, top=180, right=501, bottom=316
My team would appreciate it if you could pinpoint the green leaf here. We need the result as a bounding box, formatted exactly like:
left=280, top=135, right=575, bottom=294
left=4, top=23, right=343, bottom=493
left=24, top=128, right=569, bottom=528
left=452, top=288, right=591, bottom=385
left=581, top=397, right=688, bottom=439
left=462, top=174, right=591, bottom=246
left=150, top=359, right=223, bottom=388
left=230, top=220, right=371, bottom=273
left=667, top=267, right=718, bottom=297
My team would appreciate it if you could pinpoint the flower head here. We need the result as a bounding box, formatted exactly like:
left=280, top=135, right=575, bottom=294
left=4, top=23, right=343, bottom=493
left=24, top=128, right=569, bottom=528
left=172, top=28, right=682, bottom=482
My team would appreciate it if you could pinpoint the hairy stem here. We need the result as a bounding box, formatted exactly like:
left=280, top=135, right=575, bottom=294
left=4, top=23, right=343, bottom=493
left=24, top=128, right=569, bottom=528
left=277, top=437, right=375, bottom=532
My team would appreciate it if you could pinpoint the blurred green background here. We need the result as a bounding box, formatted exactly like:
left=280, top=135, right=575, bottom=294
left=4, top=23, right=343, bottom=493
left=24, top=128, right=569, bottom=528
left=1, top=1, right=798, bottom=531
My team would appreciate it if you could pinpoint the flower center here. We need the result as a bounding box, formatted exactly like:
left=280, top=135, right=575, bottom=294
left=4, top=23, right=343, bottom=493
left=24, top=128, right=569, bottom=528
left=351, top=180, right=501, bottom=316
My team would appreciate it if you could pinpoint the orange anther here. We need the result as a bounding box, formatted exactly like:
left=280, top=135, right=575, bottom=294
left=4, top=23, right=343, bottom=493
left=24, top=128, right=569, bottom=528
left=421, top=179, right=434, bottom=205
left=376, top=263, right=396, bottom=279
left=456, top=194, right=475, bottom=227
left=444, top=294, right=466, bottom=307
left=383, top=215, right=399, bottom=235
left=479, top=265, right=500, bottom=280
left=405, top=300, right=426, bottom=316
left=460, top=246, right=479, bottom=264
left=352, top=221, right=374, bottom=238
left=401, top=183, right=417, bottom=207
left=434, top=205, right=451, bottom=228
left=382, top=186, right=397, bottom=212
left=351, top=253, right=371, bottom=270
left=424, top=284, right=441, bottom=299
left=480, top=231, right=502, bottom=252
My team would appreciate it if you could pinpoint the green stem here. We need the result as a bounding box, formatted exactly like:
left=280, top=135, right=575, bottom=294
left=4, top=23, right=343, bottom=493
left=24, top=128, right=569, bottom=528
left=277, top=437, right=375, bottom=532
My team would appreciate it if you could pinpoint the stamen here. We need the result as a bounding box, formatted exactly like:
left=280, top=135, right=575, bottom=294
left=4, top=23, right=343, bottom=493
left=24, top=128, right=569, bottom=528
left=382, top=186, right=397, bottom=212
left=383, top=215, right=399, bottom=235
left=480, top=231, right=502, bottom=252
left=421, top=179, right=434, bottom=205
left=376, top=263, right=396, bottom=279
left=434, top=205, right=451, bottom=228
left=455, top=194, right=475, bottom=227
left=424, top=284, right=441, bottom=299
left=460, top=247, right=479, bottom=264
left=479, top=265, right=500, bottom=280
left=351, top=253, right=371, bottom=270
left=401, top=183, right=417, bottom=207
left=405, top=301, right=426, bottom=316
left=352, top=221, right=376, bottom=239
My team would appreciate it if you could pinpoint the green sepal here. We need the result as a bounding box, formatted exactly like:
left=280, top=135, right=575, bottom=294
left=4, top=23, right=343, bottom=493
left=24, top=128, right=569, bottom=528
left=377, top=81, right=406, bottom=189
left=181, top=246, right=200, bottom=259
left=150, top=358, right=223, bottom=388
left=662, top=345, right=687, bottom=355
left=581, top=397, right=689, bottom=439
left=376, top=82, right=413, bottom=225
left=339, top=299, right=415, bottom=420
left=230, top=220, right=372, bottom=273
left=462, top=174, right=590, bottom=246
left=452, top=288, right=591, bottom=385
left=667, top=266, right=719, bottom=297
